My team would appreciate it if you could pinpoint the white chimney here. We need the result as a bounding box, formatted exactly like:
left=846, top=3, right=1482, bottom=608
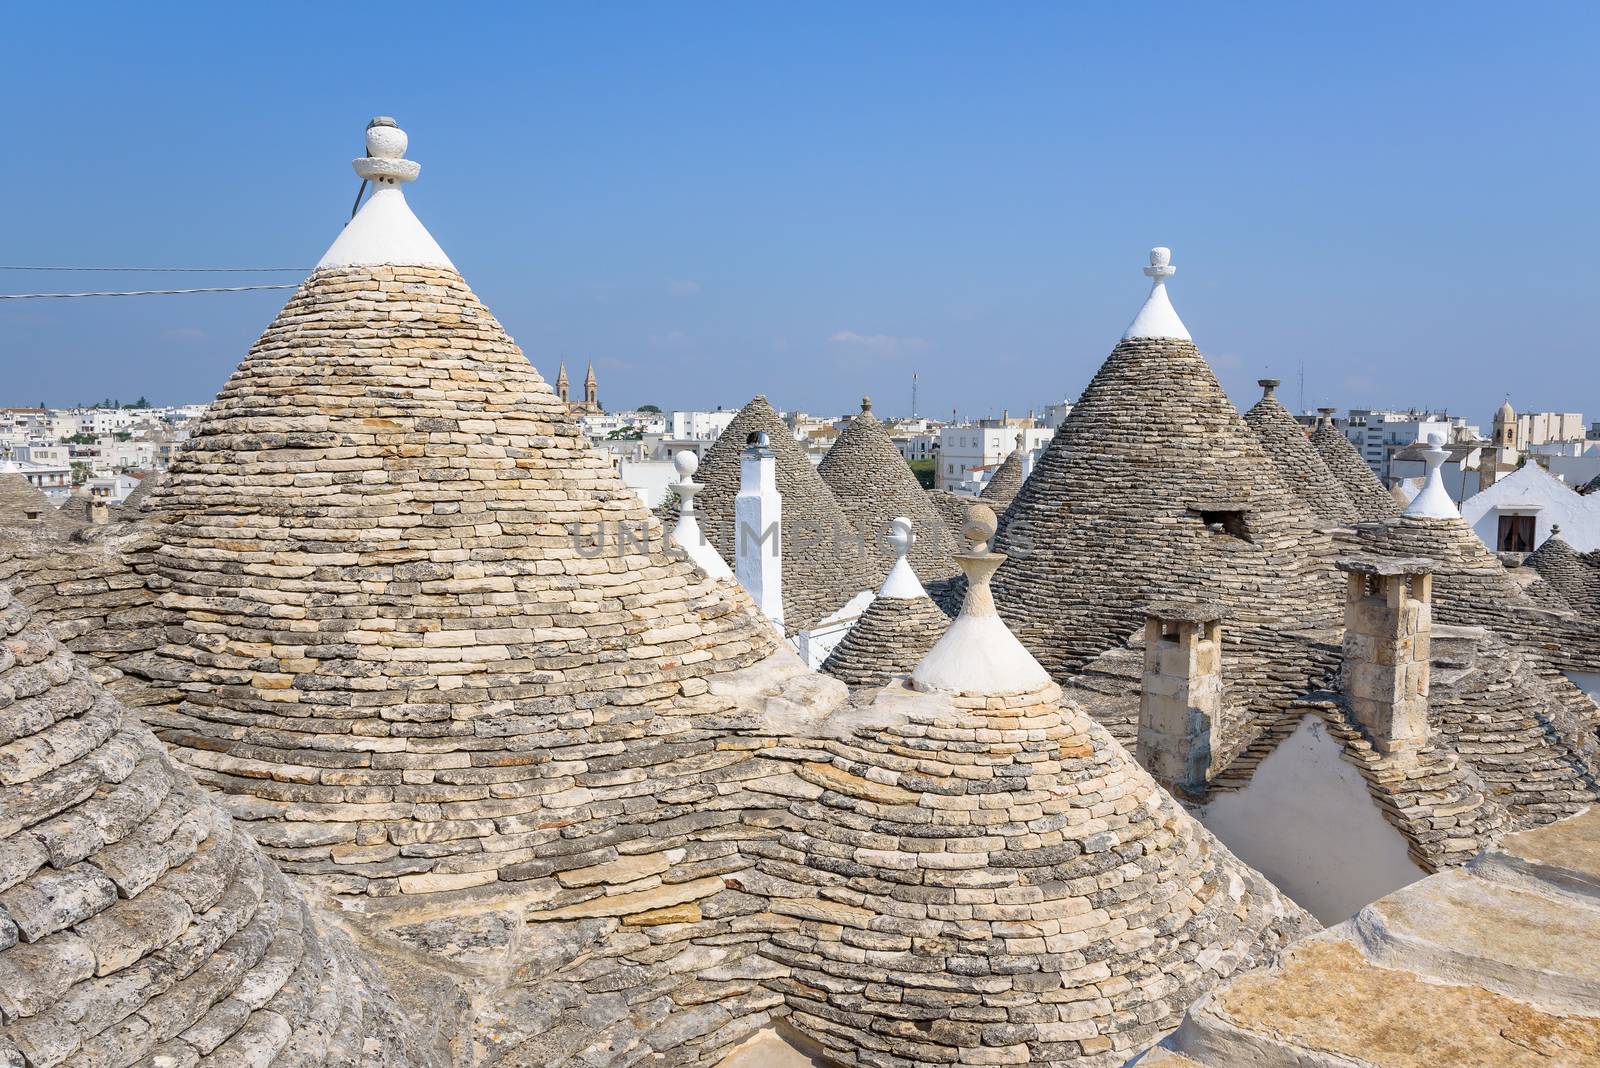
left=734, top=432, right=783, bottom=629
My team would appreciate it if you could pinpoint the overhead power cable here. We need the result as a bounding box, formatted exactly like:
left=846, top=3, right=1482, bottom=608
left=0, top=284, right=302, bottom=300
left=0, top=265, right=308, bottom=273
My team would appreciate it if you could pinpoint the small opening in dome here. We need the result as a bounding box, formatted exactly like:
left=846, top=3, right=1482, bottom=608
left=1190, top=509, right=1252, bottom=543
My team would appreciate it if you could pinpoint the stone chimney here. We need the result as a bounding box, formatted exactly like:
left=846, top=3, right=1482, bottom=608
left=1338, top=556, right=1434, bottom=756
left=735, top=432, right=783, bottom=629
left=89, top=498, right=109, bottom=525
left=1137, top=601, right=1225, bottom=792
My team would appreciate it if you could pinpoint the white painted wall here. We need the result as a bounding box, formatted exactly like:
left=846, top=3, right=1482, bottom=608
left=1461, top=462, right=1600, bottom=552
left=1192, top=715, right=1426, bottom=925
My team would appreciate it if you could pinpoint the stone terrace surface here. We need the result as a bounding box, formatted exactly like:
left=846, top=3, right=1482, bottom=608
left=0, top=584, right=428, bottom=1067
left=818, top=400, right=957, bottom=587
left=1146, top=806, right=1600, bottom=1067
left=677, top=395, right=878, bottom=632
left=1242, top=382, right=1359, bottom=527
left=819, top=594, right=949, bottom=688
left=978, top=440, right=1025, bottom=512
left=1311, top=419, right=1401, bottom=521
left=132, top=263, right=778, bottom=900
left=991, top=334, right=1341, bottom=683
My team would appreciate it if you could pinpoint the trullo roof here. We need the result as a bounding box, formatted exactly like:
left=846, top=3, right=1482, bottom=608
left=818, top=397, right=957, bottom=586
left=129, top=119, right=778, bottom=901
left=1242, top=380, right=1359, bottom=526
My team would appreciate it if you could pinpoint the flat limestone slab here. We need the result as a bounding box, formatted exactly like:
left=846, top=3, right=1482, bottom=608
left=1482, top=804, right=1600, bottom=901
left=716, top=1026, right=836, bottom=1068
left=1189, top=938, right=1600, bottom=1067
left=1352, top=867, right=1600, bottom=1014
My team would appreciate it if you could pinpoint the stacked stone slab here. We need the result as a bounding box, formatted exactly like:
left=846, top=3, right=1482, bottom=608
left=0, top=471, right=78, bottom=540
left=925, top=488, right=971, bottom=542
left=1242, top=381, right=1358, bottom=527
left=679, top=395, right=877, bottom=631
left=0, top=583, right=425, bottom=1067
left=978, top=437, right=1025, bottom=511
left=818, top=398, right=957, bottom=585
left=117, top=470, right=165, bottom=514
left=1425, top=624, right=1600, bottom=827
left=988, top=250, right=1341, bottom=760
left=1357, top=512, right=1600, bottom=673
left=818, top=596, right=948, bottom=688
left=1525, top=532, right=1600, bottom=616
left=1311, top=416, right=1400, bottom=521
left=130, top=129, right=777, bottom=903
left=760, top=504, right=1315, bottom=1066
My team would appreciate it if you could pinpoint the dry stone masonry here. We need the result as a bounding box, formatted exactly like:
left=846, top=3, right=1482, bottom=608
left=978, top=437, right=1025, bottom=512
left=0, top=583, right=428, bottom=1067
left=821, top=517, right=950, bottom=688
left=1242, top=380, right=1359, bottom=527
left=761, top=506, right=1315, bottom=1066
left=819, top=398, right=957, bottom=586
left=1136, top=603, right=1225, bottom=793
left=1311, top=410, right=1401, bottom=522
left=675, top=395, right=877, bottom=633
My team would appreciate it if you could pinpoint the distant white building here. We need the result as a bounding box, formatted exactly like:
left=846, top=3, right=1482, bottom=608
left=1513, top=411, right=1586, bottom=449
left=5, top=457, right=72, bottom=502
left=1343, top=410, right=1469, bottom=480
left=938, top=425, right=1051, bottom=492
left=1461, top=462, right=1600, bottom=554
left=1042, top=400, right=1074, bottom=429
left=669, top=409, right=737, bottom=442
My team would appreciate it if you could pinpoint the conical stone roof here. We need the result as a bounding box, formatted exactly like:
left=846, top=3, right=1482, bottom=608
left=132, top=119, right=777, bottom=899
left=989, top=249, right=1341, bottom=680
left=1311, top=416, right=1400, bottom=521
left=978, top=435, right=1026, bottom=511
left=1526, top=532, right=1600, bottom=616
left=818, top=397, right=956, bottom=585
left=820, top=517, right=948, bottom=687
left=681, top=395, right=877, bottom=631
left=1242, top=381, right=1359, bottom=527
left=0, top=583, right=424, bottom=1067
left=1581, top=471, right=1600, bottom=495
left=0, top=470, right=78, bottom=541
left=117, top=470, right=164, bottom=513
left=765, top=505, right=1315, bottom=1066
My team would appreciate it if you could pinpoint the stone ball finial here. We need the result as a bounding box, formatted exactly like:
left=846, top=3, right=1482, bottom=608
left=1426, top=432, right=1445, bottom=447
left=1144, top=246, right=1176, bottom=280
left=353, top=116, right=420, bottom=184
left=963, top=502, right=998, bottom=553
left=1552, top=523, right=1562, bottom=536
left=673, top=449, right=699, bottom=480
left=365, top=117, right=407, bottom=159
left=887, top=516, right=915, bottom=553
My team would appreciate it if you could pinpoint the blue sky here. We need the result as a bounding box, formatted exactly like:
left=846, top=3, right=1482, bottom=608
left=3, top=3, right=1596, bottom=428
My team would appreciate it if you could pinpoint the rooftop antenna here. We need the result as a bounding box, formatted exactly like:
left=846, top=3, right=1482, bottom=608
left=911, top=369, right=919, bottom=419
left=1298, top=359, right=1305, bottom=414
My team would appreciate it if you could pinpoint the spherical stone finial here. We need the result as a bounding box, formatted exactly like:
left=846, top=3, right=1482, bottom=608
left=1552, top=523, right=1562, bottom=536
left=861, top=396, right=872, bottom=413
left=365, top=117, right=407, bottom=159
left=673, top=449, right=699, bottom=480
left=887, top=516, right=915, bottom=553
left=1426, top=432, right=1445, bottom=448
left=963, top=502, right=998, bottom=553
left=1144, top=246, right=1176, bottom=280
left=353, top=116, right=420, bottom=184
